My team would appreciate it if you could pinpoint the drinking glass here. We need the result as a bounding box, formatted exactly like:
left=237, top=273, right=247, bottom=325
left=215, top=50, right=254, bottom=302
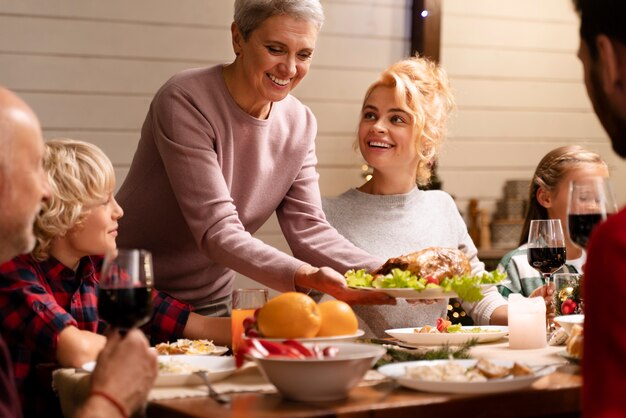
left=553, top=273, right=584, bottom=316
left=567, top=177, right=617, bottom=249
left=98, top=249, right=154, bottom=332
left=231, top=288, right=268, bottom=353
left=527, top=219, right=566, bottom=331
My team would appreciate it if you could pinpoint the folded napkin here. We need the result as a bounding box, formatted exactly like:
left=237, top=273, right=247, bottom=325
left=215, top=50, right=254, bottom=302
left=53, top=361, right=387, bottom=417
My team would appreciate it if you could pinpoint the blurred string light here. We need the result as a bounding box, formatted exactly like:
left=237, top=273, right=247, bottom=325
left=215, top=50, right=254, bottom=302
left=421, top=10, right=429, bottom=18
left=361, top=164, right=373, bottom=182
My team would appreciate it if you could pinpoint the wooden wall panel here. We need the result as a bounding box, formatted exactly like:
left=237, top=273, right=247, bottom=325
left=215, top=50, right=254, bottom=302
left=3, top=0, right=623, bottom=287
left=443, top=47, right=583, bottom=81
left=0, top=0, right=233, bottom=25
left=452, top=78, right=590, bottom=110
left=449, top=110, right=606, bottom=139
left=443, top=15, right=578, bottom=51
left=444, top=0, right=578, bottom=21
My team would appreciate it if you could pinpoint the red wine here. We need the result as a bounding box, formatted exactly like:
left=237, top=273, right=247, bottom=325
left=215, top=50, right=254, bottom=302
left=568, top=213, right=603, bottom=248
left=527, top=247, right=566, bottom=275
left=99, top=287, right=153, bottom=329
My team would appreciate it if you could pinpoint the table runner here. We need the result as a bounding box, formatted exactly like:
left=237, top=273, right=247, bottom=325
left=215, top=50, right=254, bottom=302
left=53, top=362, right=387, bottom=418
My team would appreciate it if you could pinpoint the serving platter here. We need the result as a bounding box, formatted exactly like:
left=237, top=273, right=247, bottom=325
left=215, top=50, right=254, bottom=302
left=152, top=344, right=229, bottom=356
left=243, top=330, right=365, bottom=344
left=349, top=284, right=495, bottom=299
left=558, top=350, right=581, bottom=364
left=553, top=315, right=584, bottom=333
left=385, top=326, right=508, bottom=346
left=82, top=355, right=236, bottom=387
left=378, top=359, right=555, bottom=394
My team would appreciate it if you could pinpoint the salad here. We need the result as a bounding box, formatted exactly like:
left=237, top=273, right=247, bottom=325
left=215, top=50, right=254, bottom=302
left=345, top=268, right=505, bottom=302
left=417, top=318, right=501, bottom=334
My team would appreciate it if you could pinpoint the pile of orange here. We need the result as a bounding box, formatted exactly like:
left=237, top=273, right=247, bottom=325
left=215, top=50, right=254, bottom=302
left=256, top=292, right=358, bottom=339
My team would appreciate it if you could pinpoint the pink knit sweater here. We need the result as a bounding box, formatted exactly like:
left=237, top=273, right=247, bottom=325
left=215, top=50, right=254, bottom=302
left=117, top=65, right=380, bottom=306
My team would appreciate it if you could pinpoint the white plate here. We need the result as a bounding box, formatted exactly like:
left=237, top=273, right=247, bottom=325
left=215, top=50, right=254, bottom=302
left=349, top=284, right=494, bottom=299
left=378, top=359, right=555, bottom=394
left=385, top=326, right=508, bottom=346
left=82, top=355, right=236, bottom=387
left=558, top=350, right=581, bottom=364
left=553, top=315, right=584, bottom=333
left=151, top=345, right=229, bottom=356
left=244, top=329, right=365, bottom=344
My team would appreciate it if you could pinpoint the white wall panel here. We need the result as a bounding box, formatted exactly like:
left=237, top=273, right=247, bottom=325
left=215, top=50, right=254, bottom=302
left=443, top=47, right=583, bottom=81
left=451, top=78, right=590, bottom=110
left=3, top=0, right=623, bottom=288
left=444, top=0, right=577, bottom=22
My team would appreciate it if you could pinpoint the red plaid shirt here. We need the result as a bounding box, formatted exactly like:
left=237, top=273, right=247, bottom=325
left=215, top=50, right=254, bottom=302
left=0, top=254, right=192, bottom=415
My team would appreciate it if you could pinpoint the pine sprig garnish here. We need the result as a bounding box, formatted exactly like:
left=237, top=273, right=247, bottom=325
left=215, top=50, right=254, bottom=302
left=371, top=338, right=478, bottom=369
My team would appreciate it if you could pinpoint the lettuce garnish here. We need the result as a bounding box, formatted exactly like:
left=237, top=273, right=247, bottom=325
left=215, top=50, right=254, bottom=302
left=345, top=269, right=506, bottom=302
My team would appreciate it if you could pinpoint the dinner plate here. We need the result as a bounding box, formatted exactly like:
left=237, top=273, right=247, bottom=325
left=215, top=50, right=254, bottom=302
left=378, top=359, right=555, bottom=394
left=243, top=329, right=365, bottom=344
left=558, top=350, right=581, bottom=364
left=349, top=284, right=495, bottom=299
left=385, top=326, right=508, bottom=346
left=553, top=315, right=584, bottom=333
left=82, top=355, right=236, bottom=387
left=152, top=345, right=229, bottom=356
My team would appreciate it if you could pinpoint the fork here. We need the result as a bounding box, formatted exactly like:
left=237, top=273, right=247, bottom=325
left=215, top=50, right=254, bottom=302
left=193, top=370, right=230, bottom=404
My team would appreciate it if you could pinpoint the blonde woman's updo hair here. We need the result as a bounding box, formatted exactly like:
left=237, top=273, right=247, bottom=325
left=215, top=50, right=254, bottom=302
left=519, top=145, right=608, bottom=246
left=234, top=0, right=324, bottom=40
left=360, top=55, right=456, bottom=186
left=32, top=138, right=115, bottom=261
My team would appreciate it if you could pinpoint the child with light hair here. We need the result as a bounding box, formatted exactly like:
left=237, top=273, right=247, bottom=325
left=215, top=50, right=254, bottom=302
left=497, top=145, right=609, bottom=298
left=0, top=138, right=230, bottom=414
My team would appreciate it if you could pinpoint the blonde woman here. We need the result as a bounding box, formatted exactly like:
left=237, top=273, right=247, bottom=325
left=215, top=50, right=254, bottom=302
left=322, top=56, right=507, bottom=338
left=497, top=145, right=609, bottom=298
left=0, top=138, right=229, bottom=415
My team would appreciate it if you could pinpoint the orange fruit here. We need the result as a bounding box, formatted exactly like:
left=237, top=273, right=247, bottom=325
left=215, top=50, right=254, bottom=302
left=316, top=300, right=359, bottom=337
left=257, top=292, right=321, bottom=338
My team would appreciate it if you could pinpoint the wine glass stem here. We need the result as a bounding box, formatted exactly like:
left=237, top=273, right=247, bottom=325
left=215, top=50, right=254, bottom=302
left=544, top=274, right=556, bottom=333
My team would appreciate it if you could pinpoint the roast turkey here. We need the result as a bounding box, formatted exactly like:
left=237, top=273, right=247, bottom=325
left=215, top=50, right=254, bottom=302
left=372, top=247, right=471, bottom=280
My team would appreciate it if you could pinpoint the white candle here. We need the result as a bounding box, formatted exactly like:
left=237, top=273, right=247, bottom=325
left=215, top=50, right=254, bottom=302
left=508, top=294, right=547, bottom=349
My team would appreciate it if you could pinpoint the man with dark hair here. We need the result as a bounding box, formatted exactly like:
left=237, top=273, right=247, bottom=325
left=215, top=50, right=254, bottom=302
left=572, top=0, right=626, bottom=416
left=0, top=86, right=158, bottom=418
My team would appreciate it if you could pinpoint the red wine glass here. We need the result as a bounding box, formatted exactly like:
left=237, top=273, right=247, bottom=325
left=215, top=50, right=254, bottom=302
left=99, top=249, right=153, bottom=333
left=567, top=177, right=617, bottom=249
left=527, top=219, right=566, bottom=332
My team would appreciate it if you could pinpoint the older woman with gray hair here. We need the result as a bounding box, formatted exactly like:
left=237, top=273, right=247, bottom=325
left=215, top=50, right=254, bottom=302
left=117, top=0, right=392, bottom=315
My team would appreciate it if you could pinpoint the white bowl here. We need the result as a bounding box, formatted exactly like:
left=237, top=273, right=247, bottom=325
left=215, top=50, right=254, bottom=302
left=252, top=342, right=385, bottom=402
left=243, top=329, right=365, bottom=344
left=554, top=314, right=584, bottom=333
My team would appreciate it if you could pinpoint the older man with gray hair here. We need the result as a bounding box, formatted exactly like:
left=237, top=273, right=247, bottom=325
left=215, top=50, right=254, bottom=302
left=0, top=86, right=156, bottom=418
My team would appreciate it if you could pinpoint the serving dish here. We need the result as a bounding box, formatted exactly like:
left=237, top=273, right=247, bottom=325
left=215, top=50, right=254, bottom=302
left=385, top=326, right=508, bottom=346
left=378, top=359, right=555, bottom=394
left=350, top=284, right=495, bottom=299
left=243, top=329, right=365, bottom=344
left=82, top=355, right=236, bottom=387
left=251, top=342, right=385, bottom=402
left=553, top=315, right=584, bottom=333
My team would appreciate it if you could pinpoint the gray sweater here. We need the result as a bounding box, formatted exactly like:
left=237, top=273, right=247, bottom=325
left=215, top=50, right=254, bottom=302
left=323, top=187, right=507, bottom=338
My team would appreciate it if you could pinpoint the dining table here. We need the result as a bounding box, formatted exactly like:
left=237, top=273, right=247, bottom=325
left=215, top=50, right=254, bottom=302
left=142, top=341, right=581, bottom=418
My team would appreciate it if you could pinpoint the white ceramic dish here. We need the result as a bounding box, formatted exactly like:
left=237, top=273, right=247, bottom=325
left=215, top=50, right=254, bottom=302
left=378, top=359, right=555, bottom=394
left=558, top=350, right=581, bottom=364
left=348, top=284, right=495, bottom=299
left=252, top=342, right=385, bottom=402
left=244, top=329, right=365, bottom=344
left=82, top=355, right=236, bottom=387
left=151, top=345, right=229, bottom=356
left=553, top=315, right=584, bottom=333
left=385, top=326, right=508, bottom=346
